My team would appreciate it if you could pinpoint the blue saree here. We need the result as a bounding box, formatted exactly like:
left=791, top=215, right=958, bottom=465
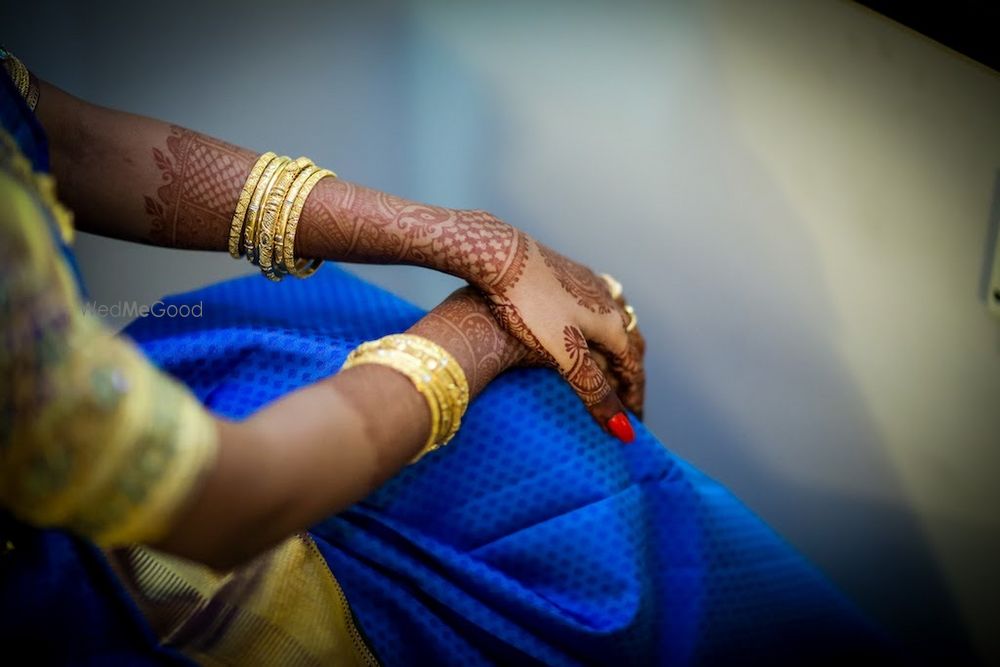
left=121, top=266, right=898, bottom=665
left=0, top=74, right=902, bottom=665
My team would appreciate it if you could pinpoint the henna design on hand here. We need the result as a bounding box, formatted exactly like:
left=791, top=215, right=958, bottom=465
left=144, top=126, right=255, bottom=248
left=563, top=325, right=613, bottom=407
left=538, top=244, right=613, bottom=315
left=485, top=296, right=558, bottom=369
left=411, top=288, right=527, bottom=397
left=597, top=335, right=646, bottom=419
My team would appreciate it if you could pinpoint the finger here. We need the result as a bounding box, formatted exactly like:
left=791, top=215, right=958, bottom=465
left=616, top=341, right=646, bottom=420
left=623, top=326, right=647, bottom=419
left=585, top=305, right=640, bottom=413
left=623, top=325, right=647, bottom=418
left=629, top=324, right=646, bottom=359
left=593, top=335, right=646, bottom=420
left=590, top=348, right=621, bottom=395
left=559, top=325, right=634, bottom=443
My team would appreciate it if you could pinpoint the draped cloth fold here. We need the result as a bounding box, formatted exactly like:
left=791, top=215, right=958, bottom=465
left=0, top=64, right=900, bottom=665
left=120, top=265, right=900, bottom=666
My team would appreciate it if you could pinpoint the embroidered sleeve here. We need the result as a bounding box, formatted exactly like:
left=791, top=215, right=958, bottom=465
left=0, top=144, right=218, bottom=547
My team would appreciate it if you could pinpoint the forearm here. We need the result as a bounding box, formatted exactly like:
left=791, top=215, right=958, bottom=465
left=35, top=79, right=522, bottom=285
left=157, top=288, right=524, bottom=569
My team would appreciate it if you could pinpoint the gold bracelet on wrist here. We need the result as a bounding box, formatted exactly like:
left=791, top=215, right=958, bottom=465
left=244, top=155, right=290, bottom=266
left=228, top=151, right=277, bottom=258
left=341, top=334, right=470, bottom=463
left=259, top=157, right=311, bottom=281
left=281, top=167, right=334, bottom=278
left=229, top=151, right=335, bottom=280
left=1, top=48, right=33, bottom=104
left=273, top=163, right=322, bottom=279
left=24, top=70, right=39, bottom=112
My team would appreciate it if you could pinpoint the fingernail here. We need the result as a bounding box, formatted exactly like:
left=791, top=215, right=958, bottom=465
left=607, top=412, right=635, bottom=444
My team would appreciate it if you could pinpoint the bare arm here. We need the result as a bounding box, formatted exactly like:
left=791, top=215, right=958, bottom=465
left=156, top=287, right=526, bottom=570
left=36, top=79, right=515, bottom=271
left=35, top=77, right=645, bottom=438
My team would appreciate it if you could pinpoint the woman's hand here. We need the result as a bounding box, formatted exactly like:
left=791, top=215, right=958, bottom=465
left=465, top=223, right=647, bottom=441
left=30, top=84, right=644, bottom=436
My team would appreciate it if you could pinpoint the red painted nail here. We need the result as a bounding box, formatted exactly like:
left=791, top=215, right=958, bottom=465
left=607, top=412, right=635, bottom=444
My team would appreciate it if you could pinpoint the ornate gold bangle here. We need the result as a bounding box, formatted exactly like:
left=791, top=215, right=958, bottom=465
left=342, top=346, right=442, bottom=458
left=405, top=335, right=469, bottom=453
left=1, top=50, right=31, bottom=100
left=283, top=167, right=335, bottom=279
left=258, top=157, right=311, bottom=281
left=226, top=147, right=336, bottom=280
left=228, top=151, right=277, bottom=258
left=273, top=164, right=322, bottom=278
left=341, top=334, right=469, bottom=463
left=244, top=155, right=289, bottom=266
left=25, top=70, right=39, bottom=112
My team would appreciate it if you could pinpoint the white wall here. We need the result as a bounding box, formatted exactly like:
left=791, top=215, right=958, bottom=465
left=6, top=0, right=999, bottom=662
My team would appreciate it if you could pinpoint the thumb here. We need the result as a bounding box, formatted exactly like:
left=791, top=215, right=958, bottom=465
left=558, top=326, right=635, bottom=444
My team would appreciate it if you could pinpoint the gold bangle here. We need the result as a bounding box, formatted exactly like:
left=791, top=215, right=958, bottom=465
left=259, top=157, right=311, bottom=281
left=273, top=164, right=322, bottom=278
left=228, top=151, right=277, bottom=258
left=25, top=70, right=39, bottom=111
left=396, top=334, right=469, bottom=447
left=2, top=51, right=31, bottom=100
left=341, top=334, right=469, bottom=463
left=342, top=346, right=442, bottom=458
left=244, top=155, right=289, bottom=266
left=283, top=167, right=335, bottom=278
left=225, top=146, right=337, bottom=280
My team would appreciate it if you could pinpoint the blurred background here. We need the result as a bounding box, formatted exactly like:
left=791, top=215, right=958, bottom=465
left=4, top=0, right=999, bottom=663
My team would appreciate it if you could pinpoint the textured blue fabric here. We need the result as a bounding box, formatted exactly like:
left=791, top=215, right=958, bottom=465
left=120, top=265, right=901, bottom=666
left=0, top=513, right=192, bottom=666
left=1, top=68, right=897, bottom=664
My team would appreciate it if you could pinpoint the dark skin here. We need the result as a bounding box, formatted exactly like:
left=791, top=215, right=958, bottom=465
left=38, top=80, right=646, bottom=426
left=31, top=78, right=647, bottom=569
left=162, top=287, right=528, bottom=569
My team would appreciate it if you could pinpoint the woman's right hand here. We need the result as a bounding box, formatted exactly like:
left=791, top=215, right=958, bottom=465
left=289, top=183, right=647, bottom=436
left=463, top=225, right=647, bottom=441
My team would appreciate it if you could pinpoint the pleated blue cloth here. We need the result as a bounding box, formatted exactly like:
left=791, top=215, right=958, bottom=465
left=119, top=264, right=900, bottom=665
left=0, top=75, right=901, bottom=664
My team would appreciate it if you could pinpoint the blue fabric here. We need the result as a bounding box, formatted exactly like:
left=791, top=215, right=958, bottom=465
left=118, top=265, right=900, bottom=665
left=0, top=513, right=192, bottom=666
left=1, top=75, right=899, bottom=663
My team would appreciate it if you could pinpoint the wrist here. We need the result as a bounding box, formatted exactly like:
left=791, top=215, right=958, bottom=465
left=408, top=287, right=525, bottom=396
left=456, top=212, right=529, bottom=291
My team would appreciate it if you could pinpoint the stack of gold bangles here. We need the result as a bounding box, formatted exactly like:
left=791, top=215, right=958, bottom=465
left=341, top=334, right=470, bottom=463
left=1, top=47, right=40, bottom=111
left=228, top=152, right=336, bottom=281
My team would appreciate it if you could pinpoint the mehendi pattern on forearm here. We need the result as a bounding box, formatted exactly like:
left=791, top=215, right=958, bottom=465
left=297, top=181, right=529, bottom=287
left=412, top=288, right=527, bottom=397
left=145, top=126, right=255, bottom=248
